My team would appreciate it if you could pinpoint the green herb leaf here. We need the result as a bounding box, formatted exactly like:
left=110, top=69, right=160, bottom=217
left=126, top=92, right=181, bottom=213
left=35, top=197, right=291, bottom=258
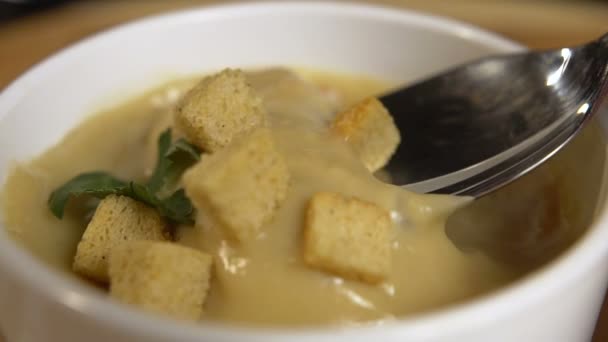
left=47, top=129, right=202, bottom=225
left=145, top=129, right=173, bottom=193
left=167, top=138, right=201, bottom=162
left=147, top=130, right=201, bottom=195
left=47, top=172, right=129, bottom=219
left=158, top=189, right=195, bottom=225
left=127, top=183, right=193, bottom=224
left=129, top=182, right=157, bottom=207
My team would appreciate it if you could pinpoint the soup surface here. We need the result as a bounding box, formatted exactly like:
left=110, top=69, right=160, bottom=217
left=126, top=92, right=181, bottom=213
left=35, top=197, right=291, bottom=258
left=1, top=68, right=605, bottom=326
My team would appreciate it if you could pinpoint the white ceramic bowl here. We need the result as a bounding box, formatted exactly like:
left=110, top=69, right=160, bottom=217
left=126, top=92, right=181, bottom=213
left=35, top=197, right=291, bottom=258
left=1, top=2, right=608, bottom=342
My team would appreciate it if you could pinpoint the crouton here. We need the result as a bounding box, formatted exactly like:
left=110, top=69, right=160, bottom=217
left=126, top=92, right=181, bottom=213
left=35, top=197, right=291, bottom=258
left=331, top=97, right=400, bottom=172
left=108, top=241, right=213, bottom=321
left=73, top=195, right=168, bottom=282
left=174, top=68, right=267, bottom=152
left=183, top=128, right=289, bottom=242
left=303, top=192, right=392, bottom=284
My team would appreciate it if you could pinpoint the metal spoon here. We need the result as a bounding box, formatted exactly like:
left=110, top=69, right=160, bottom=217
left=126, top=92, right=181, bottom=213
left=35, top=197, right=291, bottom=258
left=379, top=32, right=608, bottom=197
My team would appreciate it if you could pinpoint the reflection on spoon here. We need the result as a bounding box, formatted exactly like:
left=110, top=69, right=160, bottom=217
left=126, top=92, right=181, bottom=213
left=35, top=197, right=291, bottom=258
left=379, top=33, right=608, bottom=197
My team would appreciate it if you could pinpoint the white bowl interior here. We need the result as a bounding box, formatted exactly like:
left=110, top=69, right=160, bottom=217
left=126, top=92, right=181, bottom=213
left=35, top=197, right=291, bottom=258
left=0, top=3, right=523, bottom=165
left=2, top=3, right=607, bottom=342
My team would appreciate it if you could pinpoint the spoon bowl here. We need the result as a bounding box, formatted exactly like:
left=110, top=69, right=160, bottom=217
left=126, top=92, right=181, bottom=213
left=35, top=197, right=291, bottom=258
left=381, top=33, right=608, bottom=197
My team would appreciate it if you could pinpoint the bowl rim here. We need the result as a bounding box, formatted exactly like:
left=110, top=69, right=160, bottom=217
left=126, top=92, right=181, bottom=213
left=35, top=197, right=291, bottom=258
left=1, top=1, right=607, bottom=340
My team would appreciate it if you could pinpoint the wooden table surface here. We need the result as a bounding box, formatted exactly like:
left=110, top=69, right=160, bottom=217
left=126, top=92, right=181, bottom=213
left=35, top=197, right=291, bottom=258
left=0, top=0, right=607, bottom=341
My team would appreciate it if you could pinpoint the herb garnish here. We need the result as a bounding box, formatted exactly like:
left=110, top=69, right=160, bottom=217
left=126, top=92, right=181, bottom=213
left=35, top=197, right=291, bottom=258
left=48, top=129, right=200, bottom=224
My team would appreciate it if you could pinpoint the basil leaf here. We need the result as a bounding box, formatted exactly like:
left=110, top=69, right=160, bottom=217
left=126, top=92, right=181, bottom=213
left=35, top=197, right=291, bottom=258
left=48, top=172, right=129, bottom=219
left=146, top=129, right=173, bottom=193
left=147, top=130, right=201, bottom=195
left=167, top=138, right=201, bottom=162
left=158, top=189, right=194, bottom=225
left=48, top=129, right=202, bottom=225
left=129, top=182, right=158, bottom=207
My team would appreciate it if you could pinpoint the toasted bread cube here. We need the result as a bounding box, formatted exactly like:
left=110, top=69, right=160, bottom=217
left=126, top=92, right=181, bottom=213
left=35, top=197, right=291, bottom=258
left=108, top=241, right=213, bottom=321
left=183, top=128, right=289, bottom=242
left=303, top=192, right=392, bottom=284
left=174, top=68, right=267, bottom=152
left=73, top=195, right=168, bottom=282
left=331, top=97, right=400, bottom=172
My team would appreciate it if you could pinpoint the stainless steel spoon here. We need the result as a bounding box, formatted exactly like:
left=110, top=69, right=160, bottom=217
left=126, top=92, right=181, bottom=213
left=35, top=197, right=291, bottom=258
left=379, top=32, right=608, bottom=197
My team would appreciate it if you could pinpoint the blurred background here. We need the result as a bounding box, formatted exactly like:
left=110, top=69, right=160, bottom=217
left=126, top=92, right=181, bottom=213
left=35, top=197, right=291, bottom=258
left=1, top=0, right=607, bottom=90
left=0, top=0, right=607, bottom=341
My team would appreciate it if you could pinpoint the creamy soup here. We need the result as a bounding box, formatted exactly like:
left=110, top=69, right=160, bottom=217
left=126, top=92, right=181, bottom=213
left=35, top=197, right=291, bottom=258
left=1, top=68, right=605, bottom=327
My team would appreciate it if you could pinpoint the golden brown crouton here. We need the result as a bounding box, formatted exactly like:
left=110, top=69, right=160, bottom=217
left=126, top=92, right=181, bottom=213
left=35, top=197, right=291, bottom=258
left=73, top=195, right=168, bottom=282
left=174, top=68, right=267, bottom=152
left=303, top=192, right=392, bottom=284
left=183, top=128, right=289, bottom=242
left=331, top=97, right=400, bottom=172
left=108, top=241, right=213, bottom=321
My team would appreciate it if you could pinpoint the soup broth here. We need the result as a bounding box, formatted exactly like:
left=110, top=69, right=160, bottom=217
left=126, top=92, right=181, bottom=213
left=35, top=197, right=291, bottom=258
left=1, top=68, right=605, bottom=326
